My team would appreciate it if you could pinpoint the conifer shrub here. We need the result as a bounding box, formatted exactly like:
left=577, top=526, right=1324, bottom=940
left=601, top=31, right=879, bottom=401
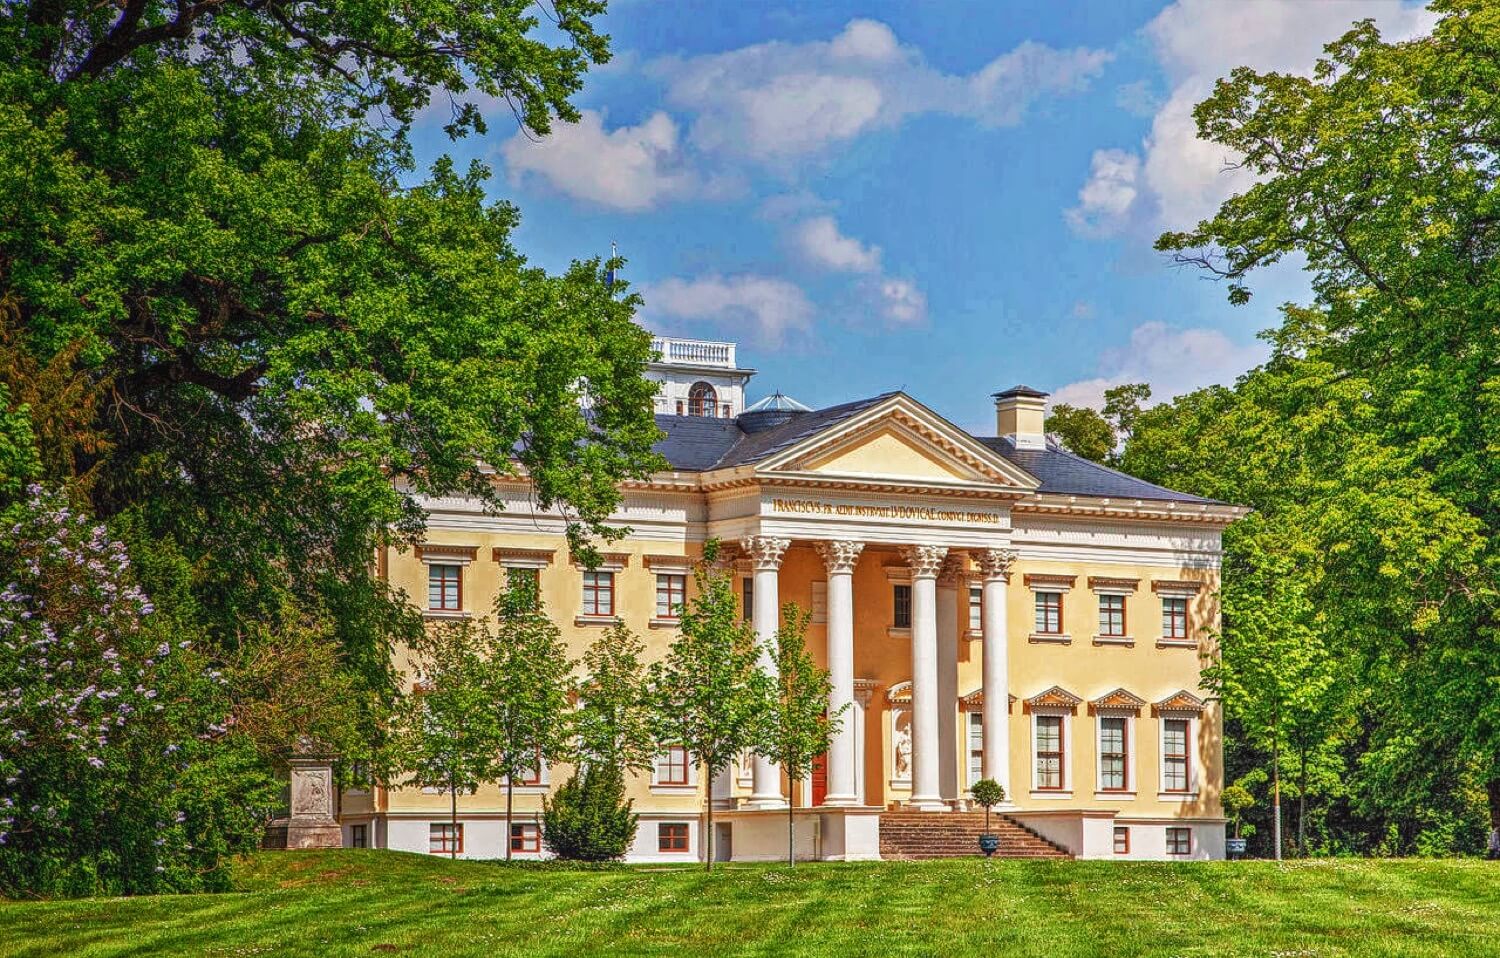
left=542, top=763, right=638, bottom=861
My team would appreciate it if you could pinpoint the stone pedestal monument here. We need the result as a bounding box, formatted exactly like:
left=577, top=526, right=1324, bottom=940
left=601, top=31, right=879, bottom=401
left=265, top=753, right=342, bottom=849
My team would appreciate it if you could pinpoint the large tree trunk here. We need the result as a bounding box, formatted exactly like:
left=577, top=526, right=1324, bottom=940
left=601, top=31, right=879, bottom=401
left=1487, top=776, right=1500, bottom=860
left=1272, top=711, right=1283, bottom=862
left=1297, top=743, right=1307, bottom=857
left=450, top=779, right=458, bottom=860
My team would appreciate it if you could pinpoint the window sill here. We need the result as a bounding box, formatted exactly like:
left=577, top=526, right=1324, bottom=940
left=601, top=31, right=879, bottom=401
left=1156, top=638, right=1197, bottom=649
left=650, top=784, right=698, bottom=795
left=1094, top=791, right=1137, bottom=801
left=1092, top=635, right=1135, bottom=647
left=1028, top=633, right=1072, bottom=645
left=887, top=627, right=911, bottom=639
left=574, top=614, right=621, bottom=628
left=964, top=629, right=984, bottom=641
left=423, top=610, right=471, bottom=621
left=1029, top=790, right=1074, bottom=800
left=505, top=785, right=550, bottom=794
left=1157, top=791, right=1198, bottom=802
left=648, top=616, right=681, bottom=630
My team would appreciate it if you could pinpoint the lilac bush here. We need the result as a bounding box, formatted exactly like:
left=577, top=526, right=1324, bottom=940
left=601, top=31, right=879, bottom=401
left=0, top=485, right=277, bottom=896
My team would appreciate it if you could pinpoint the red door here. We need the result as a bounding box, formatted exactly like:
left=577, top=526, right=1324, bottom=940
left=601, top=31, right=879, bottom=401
left=811, top=753, right=828, bottom=806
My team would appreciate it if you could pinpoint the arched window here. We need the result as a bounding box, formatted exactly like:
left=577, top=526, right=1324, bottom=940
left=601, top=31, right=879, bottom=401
left=688, top=381, right=718, bottom=417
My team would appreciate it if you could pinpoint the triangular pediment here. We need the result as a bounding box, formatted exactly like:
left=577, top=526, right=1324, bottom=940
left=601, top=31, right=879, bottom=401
left=1024, top=686, right=1082, bottom=713
left=755, top=394, right=1039, bottom=490
left=1152, top=690, right=1206, bottom=715
left=1089, top=688, right=1146, bottom=715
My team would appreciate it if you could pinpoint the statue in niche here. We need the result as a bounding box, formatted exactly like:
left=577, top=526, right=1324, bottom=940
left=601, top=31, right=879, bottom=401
left=893, top=711, right=912, bottom=781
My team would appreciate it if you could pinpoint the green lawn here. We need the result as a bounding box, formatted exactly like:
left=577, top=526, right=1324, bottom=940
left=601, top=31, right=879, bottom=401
left=1, top=850, right=1495, bottom=957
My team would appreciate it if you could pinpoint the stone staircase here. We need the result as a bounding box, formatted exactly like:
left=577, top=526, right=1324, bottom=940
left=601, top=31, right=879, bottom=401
left=878, top=811, right=1072, bottom=860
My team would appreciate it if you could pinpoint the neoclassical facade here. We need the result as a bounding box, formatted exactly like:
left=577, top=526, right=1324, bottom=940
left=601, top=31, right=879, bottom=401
left=339, top=337, right=1244, bottom=861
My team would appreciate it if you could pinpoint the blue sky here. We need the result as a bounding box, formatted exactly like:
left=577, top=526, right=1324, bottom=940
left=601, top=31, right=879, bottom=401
left=409, top=0, right=1433, bottom=433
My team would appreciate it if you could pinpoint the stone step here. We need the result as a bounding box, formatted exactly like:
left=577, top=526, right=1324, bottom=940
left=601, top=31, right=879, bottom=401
left=877, top=812, right=1072, bottom=859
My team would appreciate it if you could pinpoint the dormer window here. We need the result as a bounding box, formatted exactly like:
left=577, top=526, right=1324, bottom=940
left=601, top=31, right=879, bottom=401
left=688, top=381, right=718, bottom=416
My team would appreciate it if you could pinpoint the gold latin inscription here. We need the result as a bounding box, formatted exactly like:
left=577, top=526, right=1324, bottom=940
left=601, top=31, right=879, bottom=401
left=771, top=498, right=1002, bottom=524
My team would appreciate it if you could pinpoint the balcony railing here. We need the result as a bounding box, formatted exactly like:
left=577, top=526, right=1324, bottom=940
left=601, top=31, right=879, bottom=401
left=651, top=336, right=736, bottom=368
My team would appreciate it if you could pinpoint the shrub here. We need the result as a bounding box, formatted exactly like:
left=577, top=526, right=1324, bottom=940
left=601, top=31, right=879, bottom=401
left=542, top=763, right=638, bottom=862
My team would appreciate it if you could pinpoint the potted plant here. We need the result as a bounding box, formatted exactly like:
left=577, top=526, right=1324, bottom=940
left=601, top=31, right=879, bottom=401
left=970, top=778, right=1006, bottom=857
left=1222, top=782, right=1255, bottom=859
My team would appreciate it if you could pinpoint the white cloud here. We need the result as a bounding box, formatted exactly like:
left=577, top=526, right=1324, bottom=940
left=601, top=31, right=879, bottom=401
left=642, top=274, right=815, bottom=347
left=1051, top=321, right=1268, bottom=409
left=876, top=278, right=927, bottom=325
left=1064, top=149, right=1141, bottom=237
left=790, top=216, right=882, bottom=273
left=654, top=18, right=1110, bottom=162
left=1072, top=0, right=1438, bottom=236
left=499, top=110, right=712, bottom=211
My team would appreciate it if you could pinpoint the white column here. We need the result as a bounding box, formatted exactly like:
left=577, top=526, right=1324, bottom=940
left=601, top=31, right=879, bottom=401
left=741, top=535, right=790, bottom=808
left=902, top=544, right=948, bottom=811
left=853, top=681, right=875, bottom=804
left=815, top=540, right=864, bottom=806
left=936, top=556, right=963, bottom=805
left=978, top=548, right=1017, bottom=804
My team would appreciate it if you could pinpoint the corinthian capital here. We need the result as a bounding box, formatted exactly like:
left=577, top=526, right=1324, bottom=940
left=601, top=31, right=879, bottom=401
left=900, top=544, right=949, bottom=579
left=815, top=539, right=865, bottom=575
left=937, top=553, right=967, bottom=586
left=976, top=548, right=1019, bottom=582
left=739, top=535, right=791, bottom=572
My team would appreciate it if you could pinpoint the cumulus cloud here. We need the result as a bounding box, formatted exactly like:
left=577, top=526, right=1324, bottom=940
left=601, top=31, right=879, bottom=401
left=653, top=18, right=1110, bottom=162
left=1070, top=0, right=1438, bottom=236
left=790, top=216, right=882, bottom=273
left=1051, top=321, right=1269, bottom=409
left=499, top=110, right=715, bottom=211
left=1064, top=149, right=1141, bottom=237
left=642, top=274, right=815, bottom=347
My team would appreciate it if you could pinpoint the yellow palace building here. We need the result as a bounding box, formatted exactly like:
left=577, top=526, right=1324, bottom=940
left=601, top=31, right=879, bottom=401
left=339, top=336, right=1245, bottom=862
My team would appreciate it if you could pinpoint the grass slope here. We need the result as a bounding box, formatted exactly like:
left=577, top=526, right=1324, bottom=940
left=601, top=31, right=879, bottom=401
left=1, top=850, right=1495, bottom=958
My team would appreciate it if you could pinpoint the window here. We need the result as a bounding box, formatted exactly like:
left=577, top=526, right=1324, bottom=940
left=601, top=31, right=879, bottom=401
left=967, top=712, right=984, bottom=789
left=1034, top=591, right=1062, bottom=634
left=1035, top=715, right=1065, bottom=790
left=429, top=823, right=462, bottom=854
left=893, top=584, right=912, bottom=629
left=506, top=567, right=540, bottom=610
left=675, top=400, right=685, bottom=416
left=428, top=564, right=461, bottom=611
left=1163, top=718, right=1191, bottom=792
left=688, top=381, right=717, bottom=416
left=742, top=577, right=754, bottom=622
left=721, top=403, right=731, bottom=418
left=655, top=745, right=690, bottom=786
left=1162, top=597, right=1189, bottom=640
left=968, top=585, right=983, bottom=632
left=1099, top=716, right=1128, bottom=791
left=1166, top=827, right=1192, bottom=855
left=1098, top=594, right=1127, bottom=637
left=1113, top=826, right=1130, bottom=855
left=514, top=752, right=544, bottom=787
left=658, top=822, right=690, bottom=853
left=581, top=570, right=614, bottom=617
left=350, top=824, right=368, bottom=849
left=655, top=573, right=686, bottom=619
left=510, top=822, right=540, bottom=853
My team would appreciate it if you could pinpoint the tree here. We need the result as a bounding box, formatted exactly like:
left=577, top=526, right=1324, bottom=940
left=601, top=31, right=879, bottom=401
left=483, top=580, right=575, bottom=861
left=649, top=542, right=772, bottom=870
left=1156, top=0, right=1500, bottom=853
left=395, top=621, right=496, bottom=859
left=574, top=622, right=657, bottom=775
left=1101, top=383, right=1152, bottom=443
left=970, top=779, right=1006, bottom=838
left=1044, top=404, right=1114, bottom=463
left=1222, top=782, right=1256, bottom=841
left=0, top=0, right=663, bottom=878
left=759, top=604, right=842, bottom=866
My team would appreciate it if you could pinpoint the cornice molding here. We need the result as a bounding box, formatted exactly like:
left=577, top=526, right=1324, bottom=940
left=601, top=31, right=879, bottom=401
left=1088, top=688, right=1147, bottom=716
left=1024, top=686, right=1083, bottom=714
left=1152, top=690, right=1207, bottom=716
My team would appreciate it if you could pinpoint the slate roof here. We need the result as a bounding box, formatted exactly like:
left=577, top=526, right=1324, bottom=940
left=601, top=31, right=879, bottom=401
left=651, top=392, right=1220, bottom=505
left=975, top=436, right=1221, bottom=504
